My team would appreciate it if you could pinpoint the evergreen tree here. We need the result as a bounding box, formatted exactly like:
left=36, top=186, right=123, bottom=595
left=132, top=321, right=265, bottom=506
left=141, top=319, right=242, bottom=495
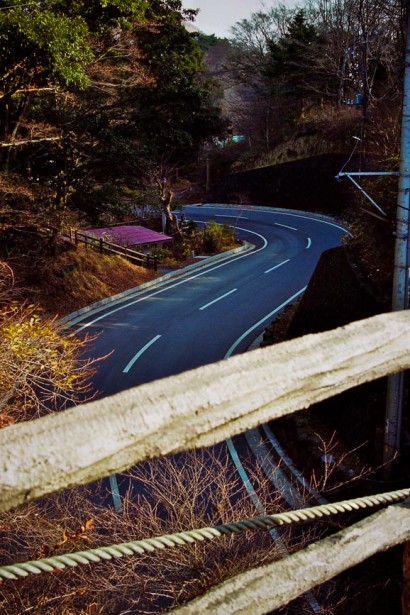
left=132, top=2, right=227, bottom=164
left=266, top=10, right=325, bottom=100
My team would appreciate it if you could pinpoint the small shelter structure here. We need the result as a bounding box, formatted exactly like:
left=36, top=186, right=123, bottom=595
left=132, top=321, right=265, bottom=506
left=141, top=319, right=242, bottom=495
left=84, top=225, right=172, bottom=250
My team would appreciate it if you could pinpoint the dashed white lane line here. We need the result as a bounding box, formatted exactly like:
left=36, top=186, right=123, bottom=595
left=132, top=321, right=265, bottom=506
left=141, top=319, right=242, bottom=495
left=76, top=225, right=268, bottom=332
left=275, top=222, right=297, bottom=231
left=123, top=335, right=161, bottom=373
left=306, top=237, right=312, bottom=249
left=215, top=214, right=249, bottom=219
left=264, top=258, right=291, bottom=274
left=199, top=288, right=238, bottom=311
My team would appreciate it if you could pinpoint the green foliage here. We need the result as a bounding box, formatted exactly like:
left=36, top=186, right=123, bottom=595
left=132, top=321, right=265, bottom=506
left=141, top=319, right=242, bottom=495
left=58, top=0, right=150, bottom=36
left=202, top=220, right=235, bottom=254
left=133, top=9, right=228, bottom=163
left=0, top=0, right=152, bottom=98
left=0, top=8, right=92, bottom=94
left=266, top=10, right=325, bottom=99
left=69, top=184, right=136, bottom=225
left=0, top=0, right=227, bottom=228
left=148, top=220, right=236, bottom=265
left=196, top=33, right=220, bottom=52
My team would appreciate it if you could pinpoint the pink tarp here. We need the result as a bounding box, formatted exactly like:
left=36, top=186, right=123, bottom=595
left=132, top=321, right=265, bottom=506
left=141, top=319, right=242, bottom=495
left=84, top=225, right=172, bottom=246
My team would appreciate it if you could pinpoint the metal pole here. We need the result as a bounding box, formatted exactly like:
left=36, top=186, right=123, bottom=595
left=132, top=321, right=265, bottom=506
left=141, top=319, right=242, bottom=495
left=404, top=542, right=410, bottom=615
left=383, top=2, right=410, bottom=471
left=359, top=28, right=367, bottom=172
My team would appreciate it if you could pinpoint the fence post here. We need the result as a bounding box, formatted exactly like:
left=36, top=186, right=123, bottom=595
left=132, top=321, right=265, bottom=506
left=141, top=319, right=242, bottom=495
left=154, top=255, right=158, bottom=272
left=99, top=238, right=103, bottom=254
left=404, top=542, right=410, bottom=615
left=147, top=254, right=150, bottom=269
left=74, top=229, right=78, bottom=245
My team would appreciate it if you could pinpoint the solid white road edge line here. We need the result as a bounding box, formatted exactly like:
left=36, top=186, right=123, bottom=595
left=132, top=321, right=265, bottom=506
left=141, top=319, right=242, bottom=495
left=224, top=286, right=307, bottom=358
left=123, top=335, right=162, bottom=374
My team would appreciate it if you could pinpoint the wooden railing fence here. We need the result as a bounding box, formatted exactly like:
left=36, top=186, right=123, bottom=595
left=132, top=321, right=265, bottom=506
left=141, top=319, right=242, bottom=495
left=1, top=311, right=410, bottom=613
left=69, top=229, right=158, bottom=270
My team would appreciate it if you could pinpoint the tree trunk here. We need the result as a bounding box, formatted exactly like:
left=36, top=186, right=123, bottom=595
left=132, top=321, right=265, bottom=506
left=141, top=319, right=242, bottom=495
left=5, top=91, right=34, bottom=171
left=158, top=177, right=183, bottom=240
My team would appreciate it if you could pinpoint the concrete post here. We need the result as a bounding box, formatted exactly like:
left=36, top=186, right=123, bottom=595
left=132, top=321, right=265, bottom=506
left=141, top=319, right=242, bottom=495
left=384, top=2, right=410, bottom=470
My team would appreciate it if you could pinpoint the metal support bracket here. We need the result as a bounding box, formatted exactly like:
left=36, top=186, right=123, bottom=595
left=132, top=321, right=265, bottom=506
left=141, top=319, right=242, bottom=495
left=336, top=171, right=399, bottom=217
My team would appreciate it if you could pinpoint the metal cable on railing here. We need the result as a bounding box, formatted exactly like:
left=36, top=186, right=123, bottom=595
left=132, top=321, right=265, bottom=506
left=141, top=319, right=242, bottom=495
left=1, top=487, right=409, bottom=583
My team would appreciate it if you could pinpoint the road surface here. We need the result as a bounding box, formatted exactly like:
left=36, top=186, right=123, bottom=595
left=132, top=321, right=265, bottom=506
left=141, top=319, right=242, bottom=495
left=72, top=205, right=349, bottom=397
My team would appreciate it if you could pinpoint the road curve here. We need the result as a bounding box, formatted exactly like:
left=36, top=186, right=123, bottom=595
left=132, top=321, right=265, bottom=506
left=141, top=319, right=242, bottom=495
left=73, top=205, right=349, bottom=398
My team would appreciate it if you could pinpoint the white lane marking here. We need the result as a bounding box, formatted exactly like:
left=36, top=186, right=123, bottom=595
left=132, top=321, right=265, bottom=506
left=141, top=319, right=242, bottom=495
left=225, top=286, right=306, bottom=358
left=192, top=205, right=352, bottom=237
left=245, top=429, right=304, bottom=508
left=262, top=424, right=327, bottom=504
left=123, top=335, right=161, bottom=373
left=225, top=441, right=321, bottom=613
left=275, top=222, right=297, bottom=231
left=76, top=226, right=268, bottom=331
left=199, top=288, right=237, bottom=311
left=275, top=212, right=352, bottom=236
left=108, top=475, right=122, bottom=511
left=306, top=237, right=312, bottom=249
left=264, top=258, right=290, bottom=274
left=215, top=214, right=249, bottom=219
left=226, top=438, right=283, bottom=542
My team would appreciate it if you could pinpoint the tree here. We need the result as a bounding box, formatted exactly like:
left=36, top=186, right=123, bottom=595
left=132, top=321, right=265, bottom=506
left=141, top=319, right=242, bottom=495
left=0, top=0, right=227, bottom=228
left=304, top=0, right=405, bottom=107
left=266, top=10, right=326, bottom=119
left=157, top=174, right=183, bottom=240
left=213, top=5, right=302, bottom=151
left=131, top=3, right=228, bottom=166
left=229, top=6, right=294, bottom=78
left=0, top=0, right=148, bottom=105
left=0, top=0, right=149, bottom=226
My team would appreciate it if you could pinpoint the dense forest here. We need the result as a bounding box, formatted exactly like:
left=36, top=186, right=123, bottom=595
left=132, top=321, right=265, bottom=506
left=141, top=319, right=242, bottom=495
left=0, top=0, right=409, bottom=613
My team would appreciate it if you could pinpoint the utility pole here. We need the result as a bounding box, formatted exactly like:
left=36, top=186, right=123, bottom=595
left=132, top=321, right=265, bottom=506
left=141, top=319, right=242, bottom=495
left=383, top=2, right=410, bottom=472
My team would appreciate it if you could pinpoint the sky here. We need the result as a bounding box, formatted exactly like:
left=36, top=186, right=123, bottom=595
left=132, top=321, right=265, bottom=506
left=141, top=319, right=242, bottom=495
left=182, top=0, right=295, bottom=39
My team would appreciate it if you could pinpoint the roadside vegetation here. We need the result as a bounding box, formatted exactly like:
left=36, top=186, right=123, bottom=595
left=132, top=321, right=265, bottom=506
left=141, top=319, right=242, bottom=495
left=0, top=449, right=311, bottom=614
left=0, top=0, right=408, bottom=613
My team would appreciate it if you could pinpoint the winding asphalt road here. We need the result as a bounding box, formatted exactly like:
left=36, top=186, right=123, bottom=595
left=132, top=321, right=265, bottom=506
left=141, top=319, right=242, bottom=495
left=71, top=205, right=349, bottom=397
left=67, top=205, right=347, bottom=611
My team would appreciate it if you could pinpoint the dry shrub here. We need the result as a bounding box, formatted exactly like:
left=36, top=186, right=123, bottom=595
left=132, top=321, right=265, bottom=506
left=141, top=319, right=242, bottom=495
left=0, top=446, right=308, bottom=614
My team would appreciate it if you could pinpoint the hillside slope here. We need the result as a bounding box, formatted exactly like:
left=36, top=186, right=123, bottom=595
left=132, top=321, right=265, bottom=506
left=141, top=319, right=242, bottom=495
left=9, top=243, right=159, bottom=318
